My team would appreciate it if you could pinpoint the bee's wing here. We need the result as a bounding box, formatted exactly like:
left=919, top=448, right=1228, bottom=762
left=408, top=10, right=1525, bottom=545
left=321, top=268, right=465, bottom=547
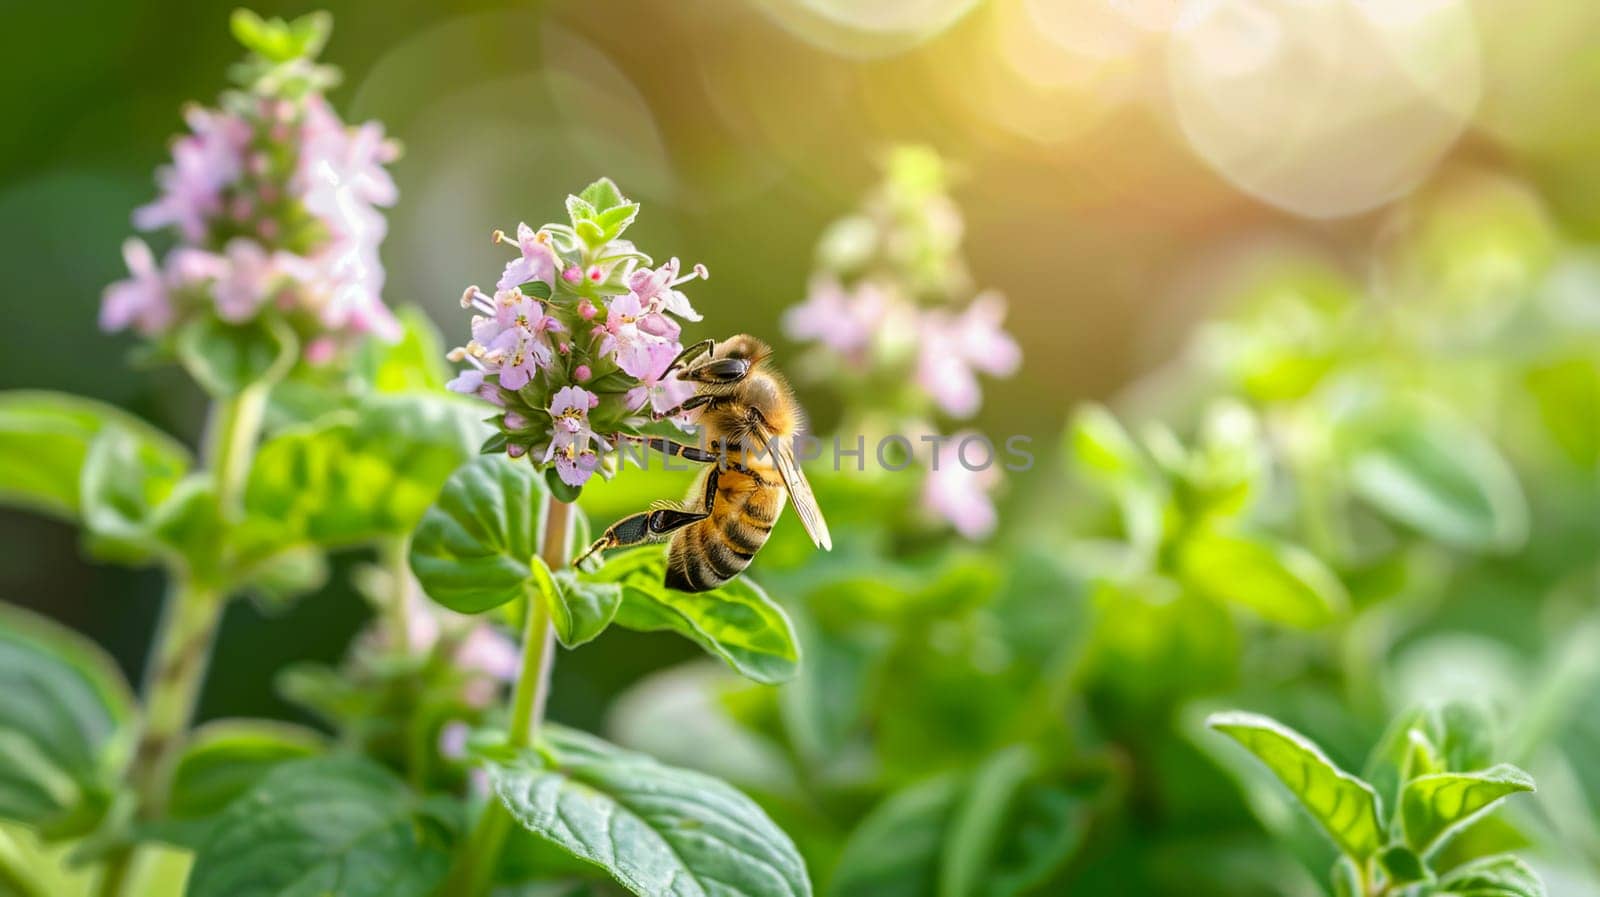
left=758, top=427, right=832, bottom=551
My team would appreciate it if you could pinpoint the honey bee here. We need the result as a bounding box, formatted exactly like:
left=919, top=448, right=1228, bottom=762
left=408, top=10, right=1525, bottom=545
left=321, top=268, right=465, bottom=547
left=573, top=335, right=832, bottom=591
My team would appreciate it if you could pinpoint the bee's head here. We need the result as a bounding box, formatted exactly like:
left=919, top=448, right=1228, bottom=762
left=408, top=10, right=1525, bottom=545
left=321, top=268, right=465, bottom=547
left=683, top=334, right=771, bottom=384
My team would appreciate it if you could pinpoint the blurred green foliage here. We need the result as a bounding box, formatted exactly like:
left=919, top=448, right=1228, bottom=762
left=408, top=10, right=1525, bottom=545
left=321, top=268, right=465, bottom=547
left=2, top=3, right=1600, bottom=896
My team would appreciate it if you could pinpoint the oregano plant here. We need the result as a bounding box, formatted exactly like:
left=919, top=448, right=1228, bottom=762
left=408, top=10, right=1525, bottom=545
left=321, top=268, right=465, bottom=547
left=0, top=10, right=483, bottom=897
left=1207, top=706, right=1542, bottom=897
left=393, top=178, right=812, bottom=897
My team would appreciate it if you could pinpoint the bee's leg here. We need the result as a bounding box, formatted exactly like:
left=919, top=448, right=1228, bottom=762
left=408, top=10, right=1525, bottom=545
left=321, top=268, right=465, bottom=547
left=698, top=466, right=721, bottom=511
left=615, top=434, right=754, bottom=474
left=665, top=339, right=715, bottom=375
left=649, top=393, right=713, bottom=422
left=571, top=501, right=710, bottom=570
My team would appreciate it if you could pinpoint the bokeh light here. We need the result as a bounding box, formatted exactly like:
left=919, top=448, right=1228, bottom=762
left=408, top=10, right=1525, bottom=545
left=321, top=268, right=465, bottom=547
left=751, top=0, right=983, bottom=58
left=1168, top=0, right=1481, bottom=218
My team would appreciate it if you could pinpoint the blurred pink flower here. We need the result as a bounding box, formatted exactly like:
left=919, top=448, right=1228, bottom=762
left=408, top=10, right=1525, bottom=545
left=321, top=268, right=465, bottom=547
left=133, top=106, right=250, bottom=242
left=382, top=584, right=519, bottom=710
left=438, top=722, right=470, bottom=760
left=921, top=433, right=1001, bottom=539
left=304, top=337, right=338, bottom=366
left=298, top=96, right=400, bottom=212
left=916, top=292, right=1021, bottom=418
left=213, top=239, right=294, bottom=323
left=456, top=624, right=521, bottom=683
left=100, top=240, right=175, bottom=335
left=782, top=277, right=893, bottom=362
left=118, top=82, right=400, bottom=349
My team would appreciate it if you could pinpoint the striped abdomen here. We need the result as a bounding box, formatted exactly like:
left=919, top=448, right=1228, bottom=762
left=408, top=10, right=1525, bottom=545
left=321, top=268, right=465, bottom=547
left=665, top=468, right=786, bottom=592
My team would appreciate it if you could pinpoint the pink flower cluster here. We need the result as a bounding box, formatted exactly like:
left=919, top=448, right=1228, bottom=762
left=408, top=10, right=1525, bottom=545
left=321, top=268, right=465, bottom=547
left=921, top=433, right=1002, bottom=540
left=781, top=147, right=1021, bottom=539
left=444, top=183, right=708, bottom=490
left=784, top=282, right=1020, bottom=419
left=390, top=584, right=520, bottom=709
left=102, top=43, right=400, bottom=361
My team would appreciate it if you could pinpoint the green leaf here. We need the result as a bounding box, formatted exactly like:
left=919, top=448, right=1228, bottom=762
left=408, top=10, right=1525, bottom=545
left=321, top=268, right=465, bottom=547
left=244, top=394, right=488, bottom=550
left=186, top=756, right=451, bottom=897
left=1402, top=728, right=1445, bottom=782
left=148, top=475, right=226, bottom=579
left=0, top=391, right=188, bottom=521
left=777, top=605, right=881, bottom=765
left=1177, top=399, right=1266, bottom=519
left=1179, top=531, right=1347, bottom=628
left=544, top=566, right=622, bottom=649
left=0, top=602, right=134, bottom=837
left=1207, top=711, right=1385, bottom=860
left=355, top=306, right=451, bottom=393
left=939, top=746, right=1089, bottom=897
left=831, top=776, right=961, bottom=897
left=1344, top=410, right=1527, bottom=553
left=1420, top=702, right=1496, bottom=774
left=1434, top=855, right=1545, bottom=897
left=830, top=754, right=1088, bottom=897
left=230, top=9, right=329, bottom=62
left=1067, top=404, right=1149, bottom=487
left=1366, top=701, right=1499, bottom=809
left=177, top=315, right=297, bottom=397
left=485, top=726, right=811, bottom=897
left=229, top=9, right=276, bottom=56
left=409, top=456, right=548, bottom=614
left=585, top=548, right=800, bottom=684
left=578, top=178, right=627, bottom=213
left=1330, top=856, right=1362, bottom=897
left=566, top=194, right=598, bottom=224
left=1525, top=355, right=1600, bottom=467
left=166, top=720, right=325, bottom=820
left=1379, top=844, right=1429, bottom=885
left=285, top=11, right=332, bottom=59
left=79, top=427, right=191, bottom=565
left=576, top=219, right=607, bottom=248
left=1400, top=765, right=1534, bottom=857
left=595, top=203, right=641, bottom=242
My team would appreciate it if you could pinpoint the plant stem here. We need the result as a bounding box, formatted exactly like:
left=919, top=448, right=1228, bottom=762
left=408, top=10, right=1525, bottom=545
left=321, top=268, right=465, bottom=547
left=445, top=494, right=572, bottom=897
left=383, top=536, right=414, bottom=656
left=509, top=498, right=568, bottom=748
left=128, top=384, right=268, bottom=810
left=207, top=382, right=269, bottom=520
left=128, top=576, right=223, bottom=813
left=100, top=385, right=268, bottom=897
